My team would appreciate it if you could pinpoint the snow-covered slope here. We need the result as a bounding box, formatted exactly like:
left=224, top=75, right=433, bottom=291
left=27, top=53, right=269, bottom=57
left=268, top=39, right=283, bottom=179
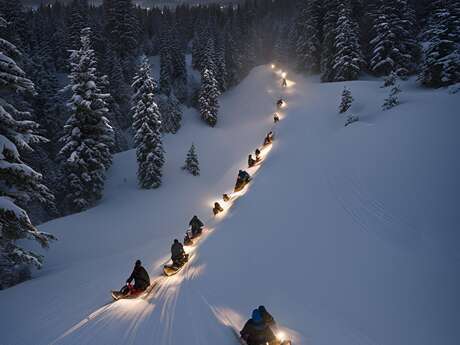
left=1, top=66, right=459, bottom=345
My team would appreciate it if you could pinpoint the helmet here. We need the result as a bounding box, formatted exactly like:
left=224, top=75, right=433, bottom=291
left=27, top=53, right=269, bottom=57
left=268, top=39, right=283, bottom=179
left=174, top=239, right=179, bottom=243
left=258, top=305, right=267, bottom=314
left=135, top=260, right=141, bottom=266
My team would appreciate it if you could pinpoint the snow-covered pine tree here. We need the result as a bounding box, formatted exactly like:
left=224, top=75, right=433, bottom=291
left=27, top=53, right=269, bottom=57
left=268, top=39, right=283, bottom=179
left=215, top=32, right=228, bottom=93
left=332, top=1, right=365, bottom=81
left=103, top=0, right=139, bottom=59
left=382, top=71, right=397, bottom=88
left=321, top=0, right=340, bottom=82
left=198, top=68, right=220, bottom=127
left=191, top=33, right=203, bottom=71
left=67, top=0, right=89, bottom=50
left=132, top=56, right=159, bottom=110
left=382, top=84, right=402, bottom=110
left=295, top=0, right=322, bottom=74
left=224, top=28, right=243, bottom=87
left=369, top=0, right=420, bottom=77
left=182, top=143, right=200, bottom=176
left=59, top=28, right=114, bottom=212
left=344, top=114, right=359, bottom=127
left=157, top=94, right=182, bottom=134
left=159, top=49, right=172, bottom=96
left=339, top=87, right=354, bottom=113
left=133, top=95, right=164, bottom=189
left=419, top=1, right=460, bottom=88
left=0, top=15, right=55, bottom=289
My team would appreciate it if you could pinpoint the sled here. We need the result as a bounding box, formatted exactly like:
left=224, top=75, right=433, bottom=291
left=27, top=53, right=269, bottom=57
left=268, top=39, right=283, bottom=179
left=234, top=178, right=251, bottom=192
left=163, top=253, right=192, bottom=277
left=233, top=327, right=292, bottom=345
left=111, top=281, right=158, bottom=301
left=184, top=228, right=204, bottom=246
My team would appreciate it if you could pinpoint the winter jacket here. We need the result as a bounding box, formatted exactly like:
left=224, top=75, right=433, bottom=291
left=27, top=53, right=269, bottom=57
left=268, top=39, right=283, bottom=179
left=259, top=308, right=276, bottom=327
left=189, top=216, right=204, bottom=232
left=241, top=319, right=276, bottom=345
left=238, top=171, right=250, bottom=181
left=126, top=265, right=150, bottom=290
left=171, top=242, right=185, bottom=260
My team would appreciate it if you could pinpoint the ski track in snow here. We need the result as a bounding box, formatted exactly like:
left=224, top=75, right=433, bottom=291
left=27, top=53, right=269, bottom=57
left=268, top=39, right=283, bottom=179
left=1, top=65, right=460, bottom=345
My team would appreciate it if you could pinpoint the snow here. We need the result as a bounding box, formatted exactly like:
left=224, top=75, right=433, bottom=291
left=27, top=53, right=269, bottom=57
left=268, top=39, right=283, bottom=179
left=1, top=66, right=459, bottom=345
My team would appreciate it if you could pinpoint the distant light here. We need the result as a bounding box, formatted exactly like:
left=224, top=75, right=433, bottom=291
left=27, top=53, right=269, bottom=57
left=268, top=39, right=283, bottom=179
left=271, top=64, right=276, bottom=69
left=282, top=72, right=287, bottom=78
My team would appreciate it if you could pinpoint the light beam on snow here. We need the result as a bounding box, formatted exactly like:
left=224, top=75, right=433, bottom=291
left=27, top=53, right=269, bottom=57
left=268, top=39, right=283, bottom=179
left=209, top=305, right=245, bottom=330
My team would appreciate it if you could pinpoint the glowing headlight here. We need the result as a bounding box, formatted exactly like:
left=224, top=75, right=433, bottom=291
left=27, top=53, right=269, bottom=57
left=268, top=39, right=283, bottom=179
left=282, top=72, right=287, bottom=78
left=277, top=331, right=286, bottom=341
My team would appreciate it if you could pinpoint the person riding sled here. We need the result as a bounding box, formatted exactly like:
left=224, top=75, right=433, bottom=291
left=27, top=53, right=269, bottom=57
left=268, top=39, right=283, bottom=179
left=235, top=170, right=251, bottom=192
left=248, top=154, right=257, bottom=168
left=240, top=309, right=277, bottom=345
left=213, top=202, right=224, bottom=216
left=276, top=99, right=284, bottom=109
left=114, top=260, right=150, bottom=299
left=258, top=305, right=276, bottom=327
left=264, top=131, right=274, bottom=146
left=189, top=215, right=204, bottom=237
left=171, top=239, right=188, bottom=267
left=255, top=149, right=261, bottom=161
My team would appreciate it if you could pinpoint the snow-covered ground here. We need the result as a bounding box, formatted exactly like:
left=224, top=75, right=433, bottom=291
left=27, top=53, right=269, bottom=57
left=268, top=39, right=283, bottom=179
left=1, top=65, right=459, bottom=345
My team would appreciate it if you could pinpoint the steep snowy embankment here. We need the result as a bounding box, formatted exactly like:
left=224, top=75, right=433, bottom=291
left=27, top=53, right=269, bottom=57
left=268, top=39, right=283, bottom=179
left=1, top=66, right=459, bottom=345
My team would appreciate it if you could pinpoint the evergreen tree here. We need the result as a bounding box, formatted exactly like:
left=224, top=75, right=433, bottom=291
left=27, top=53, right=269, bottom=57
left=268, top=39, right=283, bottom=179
left=332, top=1, right=365, bottom=81
left=182, top=143, right=200, bottom=176
left=59, top=28, right=114, bottom=212
left=157, top=94, right=182, bottom=134
left=103, top=0, right=139, bottom=59
left=382, top=71, right=397, bottom=88
left=369, top=0, right=420, bottom=77
left=0, top=15, right=55, bottom=289
left=224, top=27, right=243, bottom=87
left=133, top=94, right=164, bottom=189
left=159, top=50, right=172, bottom=96
left=295, top=0, right=322, bottom=74
left=215, top=33, right=228, bottom=92
left=132, top=57, right=160, bottom=134
left=383, top=84, right=402, bottom=110
left=339, top=87, right=353, bottom=113
left=67, top=0, right=88, bottom=50
left=198, top=68, right=220, bottom=127
left=419, top=1, right=460, bottom=88
left=321, top=0, right=339, bottom=81
left=132, top=56, right=159, bottom=112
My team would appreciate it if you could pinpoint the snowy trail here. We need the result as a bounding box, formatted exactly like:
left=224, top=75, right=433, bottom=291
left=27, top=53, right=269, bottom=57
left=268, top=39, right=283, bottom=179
left=1, top=65, right=460, bottom=345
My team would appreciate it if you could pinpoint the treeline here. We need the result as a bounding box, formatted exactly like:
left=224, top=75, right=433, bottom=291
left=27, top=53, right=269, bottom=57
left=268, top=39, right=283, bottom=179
left=279, top=0, right=460, bottom=86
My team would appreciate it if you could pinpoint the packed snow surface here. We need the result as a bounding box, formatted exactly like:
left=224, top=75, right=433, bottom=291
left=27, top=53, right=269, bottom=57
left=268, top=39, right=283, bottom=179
left=1, top=66, right=459, bottom=345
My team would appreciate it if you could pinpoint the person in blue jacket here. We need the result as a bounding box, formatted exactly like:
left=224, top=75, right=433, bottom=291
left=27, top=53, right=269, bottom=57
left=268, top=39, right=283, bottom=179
left=240, top=309, right=276, bottom=345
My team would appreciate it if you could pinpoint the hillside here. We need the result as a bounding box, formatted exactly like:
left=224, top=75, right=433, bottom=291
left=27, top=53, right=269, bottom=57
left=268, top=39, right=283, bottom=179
left=0, top=65, right=459, bottom=345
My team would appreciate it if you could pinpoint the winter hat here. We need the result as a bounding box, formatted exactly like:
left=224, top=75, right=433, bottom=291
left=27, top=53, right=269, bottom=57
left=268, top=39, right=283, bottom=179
left=135, top=260, right=141, bottom=266
left=258, top=305, right=267, bottom=314
left=252, top=309, right=262, bottom=324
